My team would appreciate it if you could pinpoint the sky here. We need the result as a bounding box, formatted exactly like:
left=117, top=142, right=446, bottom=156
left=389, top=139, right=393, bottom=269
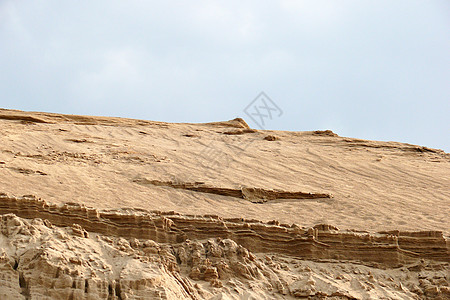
left=1, top=0, right=449, bottom=151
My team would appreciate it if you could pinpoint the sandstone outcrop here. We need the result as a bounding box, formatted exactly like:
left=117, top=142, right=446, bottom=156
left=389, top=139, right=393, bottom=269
left=0, top=212, right=448, bottom=299
left=0, top=193, right=447, bottom=268
left=133, top=178, right=332, bottom=203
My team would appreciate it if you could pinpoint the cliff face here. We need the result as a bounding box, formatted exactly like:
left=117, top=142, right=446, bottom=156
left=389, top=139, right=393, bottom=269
left=0, top=211, right=449, bottom=299
left=0, top=194, right=448, bottom=268
left=0, top=109, right=449, bottom=299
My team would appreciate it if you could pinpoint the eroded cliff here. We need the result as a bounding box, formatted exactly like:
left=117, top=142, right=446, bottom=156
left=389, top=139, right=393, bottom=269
left=0, top=194, right=448, bottom=299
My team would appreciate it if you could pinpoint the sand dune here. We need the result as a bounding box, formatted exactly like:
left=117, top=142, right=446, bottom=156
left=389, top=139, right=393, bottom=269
left=0, top=108, right=448, bottom=299
left=1, top=108, right=448, bottom=233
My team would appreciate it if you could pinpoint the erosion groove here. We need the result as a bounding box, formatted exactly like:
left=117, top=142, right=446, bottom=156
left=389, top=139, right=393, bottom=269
left=0, top=114, right=48, bottom=124
left=0, top=193, right=447, bottom=268
left=221, top=129, right=257, bottom=135
left=0, top=108, right=248, bottom=128
left=133, top=178, right=333, bottom=202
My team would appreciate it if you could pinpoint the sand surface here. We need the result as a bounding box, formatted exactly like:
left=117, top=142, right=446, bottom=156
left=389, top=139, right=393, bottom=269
left=1, top=108, right=448, bottom=234
left=0, top=109, right=450, bottom=300
left=0, top=108, right=449, bottom=299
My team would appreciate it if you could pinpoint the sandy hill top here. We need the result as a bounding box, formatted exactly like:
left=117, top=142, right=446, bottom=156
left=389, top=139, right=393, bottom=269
left=1, top=108, right=448, bottom=234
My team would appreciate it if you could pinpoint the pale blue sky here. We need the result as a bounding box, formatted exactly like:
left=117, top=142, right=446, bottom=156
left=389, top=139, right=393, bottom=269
left=1, top=1, right=449, bottom=151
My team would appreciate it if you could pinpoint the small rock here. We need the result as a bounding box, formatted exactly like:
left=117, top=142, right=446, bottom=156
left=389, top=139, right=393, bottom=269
left=264, top=135, right=278, bottom=141
left=189, top=267, right=201, bottom=280
left=210, top=279, right=223, bottom=288
left=71, top=224, right=89, bottom=238
left=204, top=266, right=219, bottom=281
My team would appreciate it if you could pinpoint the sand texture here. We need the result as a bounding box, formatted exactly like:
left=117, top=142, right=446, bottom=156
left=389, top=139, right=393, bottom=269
left=0, top=108, right=448, bottom=299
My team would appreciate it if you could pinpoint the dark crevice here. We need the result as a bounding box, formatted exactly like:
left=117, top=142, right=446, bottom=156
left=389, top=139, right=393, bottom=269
left=85, top=279, right=89, bottom=293
left=108, top=283, right=113, bottom=300
left=115, top=280, right=123, bottom=300
left=19, top=271, right=30, bottom=299
left=174, top=250, right=182, bottom=264
left=12, top=259, right=19, bottom=270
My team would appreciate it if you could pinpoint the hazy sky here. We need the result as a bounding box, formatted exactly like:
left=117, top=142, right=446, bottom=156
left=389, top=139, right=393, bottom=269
left=1, top=1, right=449, bottom=151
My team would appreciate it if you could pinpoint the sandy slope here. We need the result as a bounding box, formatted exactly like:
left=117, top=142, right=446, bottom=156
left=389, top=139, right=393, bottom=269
left=0, top=108, right=449, bottom=235
left=0, top=108, right=449, bottom=299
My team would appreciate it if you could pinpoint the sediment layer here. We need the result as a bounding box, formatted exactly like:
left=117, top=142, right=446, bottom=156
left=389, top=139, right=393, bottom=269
left=133, top=178, right=333, bottom=202
left=1, top=193, right=447, bottom=268
left=2, top=213, right=448, bottom=299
